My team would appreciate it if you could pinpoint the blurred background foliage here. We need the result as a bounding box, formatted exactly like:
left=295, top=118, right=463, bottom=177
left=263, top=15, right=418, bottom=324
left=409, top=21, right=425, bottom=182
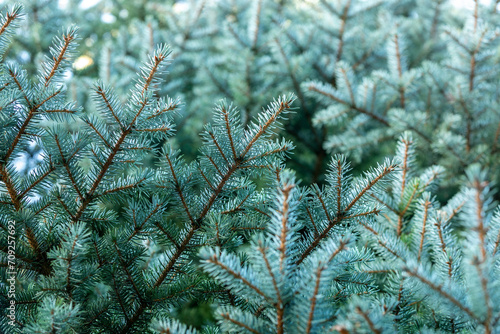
left=3, top=0, right=499, bottom=195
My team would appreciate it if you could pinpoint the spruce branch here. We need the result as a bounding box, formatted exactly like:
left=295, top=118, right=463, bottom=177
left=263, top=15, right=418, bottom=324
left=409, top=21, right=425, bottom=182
left=71, top=45, right=172, bottom=224
left=95, top=85, right=124, bottom=130
left=220, top=312, right=262, bottom=334
left=298, top=161, right=396, bottom=265
left=0, top=4, right=22, bottom=58
left=256, top=241, right=284, bottom=334
left=307, top=84, right=389, bottom=126
left=356, top=306, right=381, bottom=334
left=416, top=199, right=431, bottom=261
left=336, top=0, right=352, bottom=63
left=54, top=134, right=84, bottom=201
left=42, top=27, right=78, bottom=87
left=404, top=267, right=478, bottom=321
left=392, top=32, right=405, bottom=108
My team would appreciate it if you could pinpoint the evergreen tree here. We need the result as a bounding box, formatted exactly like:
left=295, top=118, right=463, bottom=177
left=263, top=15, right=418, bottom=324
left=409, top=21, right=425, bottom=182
left=306, top=0, right=500, bottom=189
left=1, top=2, right=500, bottom=334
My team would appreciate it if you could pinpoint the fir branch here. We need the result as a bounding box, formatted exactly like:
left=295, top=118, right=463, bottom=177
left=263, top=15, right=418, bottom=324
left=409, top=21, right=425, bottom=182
left=43, top=108, right=76, bottom=113
left=165, top=152, right=196, bottom=227
left=0, top=164, right=20, bottom=210
left=151, top=284, right=198, bottom=302
left=7, top=67, right=31, bottom=107
left=55, top=135, right=84, bottom=201
left=146, top=102, right=179, bottom=120
left=205, top=67, right=234, bottom=99
left=344, top=208, right=380, bottom=220
left=493, top=227, right=500, bottom=256
left=221, top=193, right=251, bottom=215
left=34, top=89, right=62, bottom=109
left=153, top=226, right=196, bottom=288
left=56, top=196, right=76, bottom=220
left=434, top=218, right=453, bottom=278
left=43, top=28, right=77, bottom=87
left=256, top=241, right=284, bottom=334
left=84, top=307, right=111, bottom=328
left=306, top=265, right=323, bottom=334
left=344, top=165, right=396, bottom=213
left=299, top=164, right=394, bottom=264
left=33, top=202, right=53, bottom=217
left=296, top=218, right=338, bottom=265
left=404, top=268, right=478, bottom=320
left=128, top=203, right=162, bottom=241
left=152, top=158, right=242, bottom=291
left=314, top=188, right=333, bottom=224
left=208, top=130, right=230, bottom=164
left=72, top=132, right=131, bottom=222
left=400, top=137, right=411, bottom=199
left=65, top=237, right=79, bottom=300
left=112, top=274, right=132, bottom=322
left=155, top=223, right=180, bottom=249
left=473, top=261, right=492, bottom=331
left=417, top=199, right=431, bottom=261
left=398, top=185, right=418, bottom=237
left=458, top=87, right=473, bottom=152
left=356, top=307, right=381, bottom=334
left=473, top=179, right=487, bottom=261
left=430, top=0, right=443, bottom=38
left=469, top=29, right=487, bottom=92
left=205, top=252, right=270, bottom=301
left=278, top=184, right=293, bottom=273
left=393, top=32, right=406, bottom=108
left=253, top=207, right=271, bottom=218
left=473, top=0, right=479, bottom=33
left=205, top=154, right=224, bottom=177
left=251, top=0, right=262, bottom=50
left=0, top=6, right=20, bottom=38
left=90, top=148, right=104, bottom=168
left=308, top=85, right=389, bottom=126
left=95, top=86, right=123, bottom=129
left=227, top=24, right=249, bottom=48
left=336, top=0, right=352, bottom=63
left=319, top=0, right=340, bottom=16
left=18, top=164, right=56, bottom=199
left=113, top=241, right=143, bottom=302
left=135, top=126, right=171, bottom=132
left=241, top=97, right=294, bottom=157
left=491, top=121, right=500, bottom=154
left=98, top=177, right=147, bottom=198
left=339, top=67, right=355, bottom=105
left=84, top=120, right=112, bottom=148
left=198, top=165, right=215, bottom=191
left=377, top=240, right=404, bottom=260
left=220, top=312, right=262, bottom=334
left=141, top=53, right=168, bottom=95
left=305, top=206, right=320, bottom=237
left=370, top=194, right=398, bottom=214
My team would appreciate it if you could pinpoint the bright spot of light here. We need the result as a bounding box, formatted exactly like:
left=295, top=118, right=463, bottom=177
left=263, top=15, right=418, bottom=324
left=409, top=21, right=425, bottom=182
left=173, top=2, right=189, bottom=14
left=73, top=55, right=94, bottom=70
left=80, top=0, right=101, bottom=10
left=101, top=12, right=116, bottom=24
left=58, top=0, right=69, bottom=9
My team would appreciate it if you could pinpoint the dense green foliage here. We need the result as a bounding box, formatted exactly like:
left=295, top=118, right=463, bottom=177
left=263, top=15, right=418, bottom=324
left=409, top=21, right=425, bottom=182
left=7, top=0, right=500, bottom=185
left=1, top=1, right=500, bottom=333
